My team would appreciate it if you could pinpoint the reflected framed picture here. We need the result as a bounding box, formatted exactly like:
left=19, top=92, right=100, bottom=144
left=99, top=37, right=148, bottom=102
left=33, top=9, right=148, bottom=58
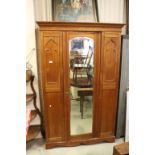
left=52, top=0, right=99, bottom=22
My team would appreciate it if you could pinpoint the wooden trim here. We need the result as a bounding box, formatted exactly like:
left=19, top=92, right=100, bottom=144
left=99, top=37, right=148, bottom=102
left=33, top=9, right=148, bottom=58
left=36, top=22, right=124, bottom=32
left=63, top=32, right=70, bottom=142
left=37, top=21, right=125, bottom=29
left=46, top=136, right=115, bottom=149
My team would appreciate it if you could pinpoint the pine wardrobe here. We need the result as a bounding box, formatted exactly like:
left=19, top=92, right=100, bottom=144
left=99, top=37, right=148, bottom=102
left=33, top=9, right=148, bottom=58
left=36, top=22, right=124, bottom=149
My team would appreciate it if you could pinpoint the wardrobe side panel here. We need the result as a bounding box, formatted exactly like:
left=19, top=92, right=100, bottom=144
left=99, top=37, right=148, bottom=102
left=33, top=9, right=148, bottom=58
left=41, top=31, right=64, bottom=142
left=100, top=32, right=121, bottom=137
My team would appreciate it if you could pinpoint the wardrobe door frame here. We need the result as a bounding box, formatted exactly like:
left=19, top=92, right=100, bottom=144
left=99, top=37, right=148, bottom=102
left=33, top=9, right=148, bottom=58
left=63, top=31, right=101, bottom=144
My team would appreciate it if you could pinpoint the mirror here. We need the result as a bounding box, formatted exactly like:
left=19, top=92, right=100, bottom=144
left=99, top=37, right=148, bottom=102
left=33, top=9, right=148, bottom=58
left=69, top=37, right=94, bottom=135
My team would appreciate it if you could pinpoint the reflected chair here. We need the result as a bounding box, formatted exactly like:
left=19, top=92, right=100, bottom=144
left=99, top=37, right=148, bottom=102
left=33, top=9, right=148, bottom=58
left=72, top=48, right=93, bottom=83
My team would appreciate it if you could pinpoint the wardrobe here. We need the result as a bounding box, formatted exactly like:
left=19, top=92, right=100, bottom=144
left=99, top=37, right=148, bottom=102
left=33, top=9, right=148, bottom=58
left=36, top=22, right=124, bottom=149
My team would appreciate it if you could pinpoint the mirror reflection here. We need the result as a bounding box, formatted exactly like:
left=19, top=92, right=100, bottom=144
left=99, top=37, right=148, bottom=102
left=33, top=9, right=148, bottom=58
left=69, top=37, right=94, bottom=135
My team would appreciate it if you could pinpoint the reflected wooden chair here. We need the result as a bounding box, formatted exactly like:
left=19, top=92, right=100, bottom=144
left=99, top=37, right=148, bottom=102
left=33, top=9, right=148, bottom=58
left=72, top=48, right=93, bottom=83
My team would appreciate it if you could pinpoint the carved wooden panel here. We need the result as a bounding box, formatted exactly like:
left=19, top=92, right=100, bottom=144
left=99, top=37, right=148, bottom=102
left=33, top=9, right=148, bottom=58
left=45, top=93, right=64, bottom=141
left=99, top=32, right=121, bottom=138
left=41, top=32, right=64, bottom=142
left=100, top=90, right=117, bottom=136
left=101, top=32, right=120, bottom=89
left=43, top=32, right=62, bottom=92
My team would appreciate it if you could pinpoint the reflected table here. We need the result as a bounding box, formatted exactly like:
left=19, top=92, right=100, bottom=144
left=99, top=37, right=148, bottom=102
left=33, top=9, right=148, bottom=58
left=70, top=78, right=93, bottom=119
left=78, top=88, right=93, bottom=119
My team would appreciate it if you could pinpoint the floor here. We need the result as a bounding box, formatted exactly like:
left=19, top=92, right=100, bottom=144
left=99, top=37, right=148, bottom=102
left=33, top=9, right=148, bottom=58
left=71, top=98, right=92, bottom=135
left=26, top=138, right=124, bottom=155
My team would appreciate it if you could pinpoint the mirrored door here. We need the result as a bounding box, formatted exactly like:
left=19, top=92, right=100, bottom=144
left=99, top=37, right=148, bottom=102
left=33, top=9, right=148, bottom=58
left=68, top=35, right=95, bottom=136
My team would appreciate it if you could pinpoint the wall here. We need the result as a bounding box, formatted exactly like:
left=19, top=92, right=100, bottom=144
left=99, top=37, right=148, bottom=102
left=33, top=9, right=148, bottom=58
left=97, top=0, right=127, bottom=34
left=98, top=0, right=125, bottom=23
left=34, top=0, right=52, bottom=21
left=26, top=0, right=40, bottom=124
